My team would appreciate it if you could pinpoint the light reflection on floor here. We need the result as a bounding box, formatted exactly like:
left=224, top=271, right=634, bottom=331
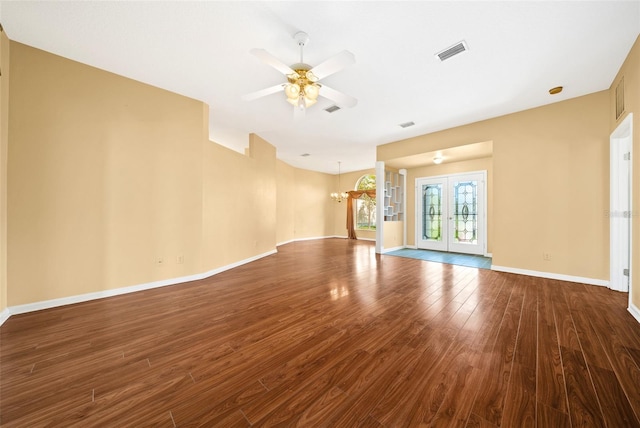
left=322, top=240, right=490, bottom=310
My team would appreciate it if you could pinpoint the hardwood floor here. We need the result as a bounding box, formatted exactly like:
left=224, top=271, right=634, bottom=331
left=2, top=238, right=640, bottom=427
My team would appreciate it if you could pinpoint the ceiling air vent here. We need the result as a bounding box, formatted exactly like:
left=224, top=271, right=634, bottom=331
left=300, top=153, right=311, bottom=157
left=436, top=41, right=468, bottom=61
left=399, top=121, right=415, bottom=128
left=324, top=105, right=341, bottom=113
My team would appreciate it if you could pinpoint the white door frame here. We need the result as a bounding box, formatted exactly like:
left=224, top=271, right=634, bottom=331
left=610, top=113, right=633, bottom=297
left=416, top=170, right=488, bottom=256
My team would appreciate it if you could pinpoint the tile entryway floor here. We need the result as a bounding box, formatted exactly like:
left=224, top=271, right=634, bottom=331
left=384, top=248, right=492, bottom=269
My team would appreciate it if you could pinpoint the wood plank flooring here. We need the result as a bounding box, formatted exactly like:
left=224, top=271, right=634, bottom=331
left=2, top=239, right=640, bottom=427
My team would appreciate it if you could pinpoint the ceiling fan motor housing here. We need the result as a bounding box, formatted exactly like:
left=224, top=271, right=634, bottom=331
left=293, top=31, right=310, bottom=47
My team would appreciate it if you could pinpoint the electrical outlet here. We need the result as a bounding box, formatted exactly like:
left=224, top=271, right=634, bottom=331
left=176, top=255, right=184, bottom=264
left=543, top=253, right=551, bottom=261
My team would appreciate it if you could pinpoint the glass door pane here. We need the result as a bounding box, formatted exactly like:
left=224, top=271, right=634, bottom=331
left=423, top=184, right=443, bottom=241
left=453, top=180, right=478, bottom=245
left=448, top=173, right=485, bottom=255
left=416, top=178, right=447, bottom=251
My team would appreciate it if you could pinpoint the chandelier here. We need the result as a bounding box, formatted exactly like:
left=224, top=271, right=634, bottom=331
left=330, top=161, right=349, bottom=203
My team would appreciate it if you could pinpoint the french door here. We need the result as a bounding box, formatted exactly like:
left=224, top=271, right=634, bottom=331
left=416, top=172, right=486, bottom=255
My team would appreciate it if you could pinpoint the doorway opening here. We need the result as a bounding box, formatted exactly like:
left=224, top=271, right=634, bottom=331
left=610, top=113, right=633, bottom=297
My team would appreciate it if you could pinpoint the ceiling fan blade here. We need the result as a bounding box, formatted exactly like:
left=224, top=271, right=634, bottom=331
left=320, top=85, right=358, bottom=108
left=250, top=48, right=296, bottom=76
left=309, top=50, right=355, bottom=80
left=242, top=84, right=285, bottom=101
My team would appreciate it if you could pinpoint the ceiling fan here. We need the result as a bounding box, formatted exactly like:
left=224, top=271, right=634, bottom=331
left=243, top=31, right=357, bottom=116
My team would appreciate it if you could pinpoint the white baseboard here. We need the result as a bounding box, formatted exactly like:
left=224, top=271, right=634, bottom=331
left=277, top=236, right=340, bottom=246
left=328, top=235, right=375, bottom=242
left=406, top=245, right=417, bottom=249
left=491, top=265, right=609, bottom=288
left=290, top=235, right=346, bottom=242
left=7, top=273, right=200, bottom=317
left=382, top=245, right=404, bottom=253
left=485, top=252, right=493, bottom=258
left=198, top=249, right=277, bottom=279
left=1, top=249, right=277, bottom=325
left=0, top=308, right=10, bottom=326
left=276, top=239, right=295, bottom=247
left=628, top=302, right=640, bottom=324
left=4, top=246, right=619, bottom=327
left=278, top=236, right=376, bottom=247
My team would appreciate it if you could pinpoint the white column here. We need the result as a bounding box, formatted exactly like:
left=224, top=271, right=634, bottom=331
left=399, top=168, right=407, bottom=248
left=375, top=161, right=385, bottom=254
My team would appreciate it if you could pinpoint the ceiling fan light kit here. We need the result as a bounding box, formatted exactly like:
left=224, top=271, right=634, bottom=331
left=245, top=31, right=357, bottom=114
left=285, top=67, right=320, bottom=109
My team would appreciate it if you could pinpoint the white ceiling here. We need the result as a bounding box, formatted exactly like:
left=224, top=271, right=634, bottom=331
left=1, top=1, right=639, bottom=174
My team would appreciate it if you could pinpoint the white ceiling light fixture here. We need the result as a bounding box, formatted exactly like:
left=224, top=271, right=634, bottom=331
left=549, top=86, right=563, bottom=95
left=244, top=31, right=357, bottom=116
left=433, top=155, right=443, bottom=164
left=330, top=161, right=349, bottom=203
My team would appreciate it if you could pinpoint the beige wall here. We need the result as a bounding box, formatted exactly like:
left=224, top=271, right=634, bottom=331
left=276, top=159, right=295, bottom=244
left=202, top=133, right=276, bottom=271
left=6, top=40, right=339, bottom=308
left=405, top=157, right=493, bottom=252
left=277, top=161, right=357, bottom=243
left=0, top=30, right=9, bottom=314
left=5, top=33, right=638, bottom=310
left=610, top=36, right=640, bottom=307
left=6, top=42, right=301, bottom=307
left=383, top=221, right=403, bottom=249
left=4, top=40, right=341, bottom=308
left=379, top=91, right=610, bottom=281
left=8, top=42, right=206, bottom=305
left=292, top=167, right=335, bottom=239
left=276, top=165, right=377, bottom=243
